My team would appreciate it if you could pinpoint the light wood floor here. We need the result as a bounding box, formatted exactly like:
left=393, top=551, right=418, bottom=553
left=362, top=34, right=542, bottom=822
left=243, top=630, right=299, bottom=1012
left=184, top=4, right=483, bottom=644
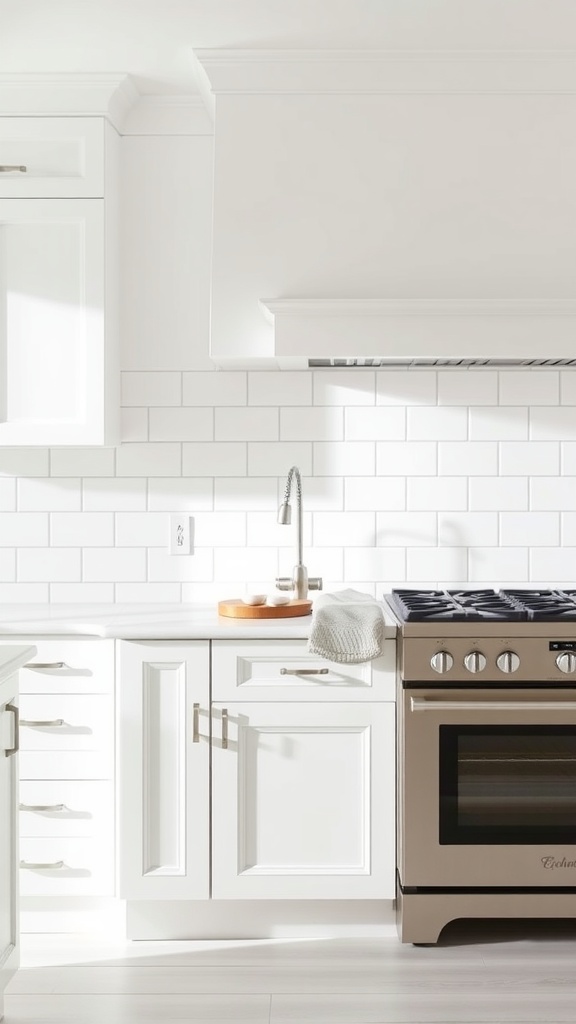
left=5, top=919, right=576, bottom=1023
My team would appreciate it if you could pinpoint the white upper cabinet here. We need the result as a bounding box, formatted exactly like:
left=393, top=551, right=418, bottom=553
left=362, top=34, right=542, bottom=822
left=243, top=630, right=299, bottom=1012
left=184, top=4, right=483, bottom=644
left=0, top=116, right=119, bottom=445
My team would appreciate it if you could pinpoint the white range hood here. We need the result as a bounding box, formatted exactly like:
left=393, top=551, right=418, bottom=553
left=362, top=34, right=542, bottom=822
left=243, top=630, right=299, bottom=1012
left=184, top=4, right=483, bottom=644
left=194, top=50, right=576, bottom=369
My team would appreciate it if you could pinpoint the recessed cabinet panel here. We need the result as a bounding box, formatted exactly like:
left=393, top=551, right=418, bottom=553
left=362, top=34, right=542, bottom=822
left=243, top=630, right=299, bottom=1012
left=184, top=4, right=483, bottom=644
left=212, top=701, right=396, bottom=899
left=0, top=118, right=104, bottom=198
left=0, top=199, right=106, bottom=445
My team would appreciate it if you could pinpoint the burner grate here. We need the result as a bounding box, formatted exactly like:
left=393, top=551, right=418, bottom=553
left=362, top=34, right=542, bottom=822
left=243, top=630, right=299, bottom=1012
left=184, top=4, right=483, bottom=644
left=389, top=588, right=525, bottom=623
left=501, top=589, right=576, bottom=621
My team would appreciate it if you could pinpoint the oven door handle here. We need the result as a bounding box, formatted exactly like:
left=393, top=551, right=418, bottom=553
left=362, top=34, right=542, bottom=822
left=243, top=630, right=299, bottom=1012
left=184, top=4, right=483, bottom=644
left=410, top=697, right=576, bottom=712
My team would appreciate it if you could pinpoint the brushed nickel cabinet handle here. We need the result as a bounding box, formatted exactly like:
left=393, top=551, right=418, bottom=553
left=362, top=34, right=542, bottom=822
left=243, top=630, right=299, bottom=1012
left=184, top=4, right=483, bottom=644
left=20, top=860, right=64, bottom=870
left=222, top=708, right=228, bottom=749
left=20, top=718, right=65, bottom=728
left=4, top=703, right=19, bottom=757
left=20, top=803, right=65, bottom=813
left=27, top=662, right=66, bottom=670
left=192, top=702, right=200, bottom=743
left=280, top=667, right=329, bottom=675
left=0, top=164, right=27, bottom=172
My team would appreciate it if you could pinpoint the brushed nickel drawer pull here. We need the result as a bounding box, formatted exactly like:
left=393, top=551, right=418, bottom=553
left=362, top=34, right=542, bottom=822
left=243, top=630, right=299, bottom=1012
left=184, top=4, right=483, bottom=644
left=0, top=164, right=27, bottom=172
left=280, top=667, right=329, bottom=675
left=222, top=708, right=228, bottom=749
left=20, top=803, right=65, bottom=813
left=4, top=703, right=19, bottom=757
left=20, top=718, right=65, bottom=728
left=192, top=702, right=200, bottom=743
left=20, top=860, right=64, bottom=870
left=27, top=662, right=66, bottom=670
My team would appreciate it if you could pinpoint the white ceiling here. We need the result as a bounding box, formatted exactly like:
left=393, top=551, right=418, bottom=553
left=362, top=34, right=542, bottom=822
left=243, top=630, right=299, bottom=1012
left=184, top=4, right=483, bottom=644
left=2, top=0, right=576, bottom=96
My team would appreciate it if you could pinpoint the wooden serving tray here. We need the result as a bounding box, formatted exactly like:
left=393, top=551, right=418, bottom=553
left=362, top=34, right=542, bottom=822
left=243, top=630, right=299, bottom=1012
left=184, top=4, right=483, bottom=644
left=218, top=599, right=312, bottom=619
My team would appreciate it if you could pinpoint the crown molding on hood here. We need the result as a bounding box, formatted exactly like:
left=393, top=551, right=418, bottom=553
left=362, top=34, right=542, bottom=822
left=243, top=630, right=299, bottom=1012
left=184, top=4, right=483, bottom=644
left=259, top=299, right=576, bottom=366
left=193, top=48, right=576, bottom=96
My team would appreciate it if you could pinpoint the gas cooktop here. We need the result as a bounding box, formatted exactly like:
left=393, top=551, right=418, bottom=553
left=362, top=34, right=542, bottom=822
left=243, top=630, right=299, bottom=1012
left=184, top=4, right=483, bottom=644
left=387, top=588, right=576, bottom=623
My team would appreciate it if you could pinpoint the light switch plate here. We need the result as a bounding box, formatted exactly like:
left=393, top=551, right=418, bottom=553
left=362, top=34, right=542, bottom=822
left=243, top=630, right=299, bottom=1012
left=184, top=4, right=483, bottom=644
left=169, top=514, right=192, bottom=555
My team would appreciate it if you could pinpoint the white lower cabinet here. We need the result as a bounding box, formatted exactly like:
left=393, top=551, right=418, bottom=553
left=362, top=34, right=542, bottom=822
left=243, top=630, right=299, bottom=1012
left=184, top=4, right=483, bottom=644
left=118, top=639, right=396, bottom=905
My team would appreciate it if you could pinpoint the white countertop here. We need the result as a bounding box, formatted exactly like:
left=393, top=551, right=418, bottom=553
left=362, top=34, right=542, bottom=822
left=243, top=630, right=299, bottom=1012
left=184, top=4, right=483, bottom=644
left=0, top=644, right=38, bottom=680
left=0, top=602, right=397, bottom=641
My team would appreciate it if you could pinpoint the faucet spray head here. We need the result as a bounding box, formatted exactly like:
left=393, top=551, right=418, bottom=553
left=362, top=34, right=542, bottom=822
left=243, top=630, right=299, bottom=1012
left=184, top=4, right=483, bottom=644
left=277, top=502, right=291, bottom=526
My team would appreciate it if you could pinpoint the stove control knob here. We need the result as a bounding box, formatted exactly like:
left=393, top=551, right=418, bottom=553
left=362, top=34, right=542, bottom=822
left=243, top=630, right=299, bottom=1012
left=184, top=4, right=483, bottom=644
left=430, top=650, right=454, bottom=674
left=556, top=652, right=576, bottom=674
left=464, top=651, right=487, bottom=674
left=496, top=650, right=520, bottom=674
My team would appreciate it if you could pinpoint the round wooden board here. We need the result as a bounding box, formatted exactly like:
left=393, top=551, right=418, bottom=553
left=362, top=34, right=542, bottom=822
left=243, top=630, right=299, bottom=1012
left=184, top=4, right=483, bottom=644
left=218, top=599, right=313, bottom=619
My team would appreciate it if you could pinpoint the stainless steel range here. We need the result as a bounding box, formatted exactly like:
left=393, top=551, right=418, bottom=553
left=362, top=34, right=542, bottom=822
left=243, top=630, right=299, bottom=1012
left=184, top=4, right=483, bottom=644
left=386, top=588, right=576, bottom=944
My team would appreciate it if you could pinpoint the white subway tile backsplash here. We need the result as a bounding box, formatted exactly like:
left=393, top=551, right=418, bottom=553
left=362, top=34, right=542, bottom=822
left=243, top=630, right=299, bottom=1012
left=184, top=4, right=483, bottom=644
left=247, top=511, right=309, bottom=548
left=0, top=513, right=48, bottom=547
left=183, top=371, right=247, bottom=407
left=500, top=442, right=560, bottom=476
left=300, top=477, right=344, bottom=511
left=469, top=477, right=528, bottom=511
left=314, top=441, right=375, bottom=476
left=0, top=549, right=15, bottom=580
left=50, top=449, right=115, bottom=477
left=470, top=407, right=528, bottom=440
left=83, top=548, right=146, bottom=582
left=438, top=371, right=497, bottom=406
left=148, top=478, right=213, bottom=511
left=305, top=546, right=344, bottom=583
left=84, top=479, right=147, bottom=512
left=216, top=408, right=278, bottom=441
left=344, top=476, right=405, bottom=511
left=121, top=408, right=148, bottom=442
left=499, top=371, right=559, bottom=406
left=562, top=513, right=576, bottom=544
left=560, top=371, right=576, bottom=406
left=148, top=547, right=213, bottom=582
left=115, top=512, right=166, bottom=547
left=18, top=548, right=80, bottom=582
left=248, top=442, right=312, bottom=477
left=194, top=512, right=247, bottom=547
left=438, top=442, right=498, bottom=477
left=312, top=512, right=376, bottom=546
left=530, top=547, right=576, bottom=583
left=116, top=443, right=181, bottom=477
left=214, top=478, right=277, bottom=511
left=215, top=547, right=278, bottom=583
left=407, top=547, right=468, bottom=582
left=377, top=511, right=437, bottom=547
left=183, top=443, right=247, bottom=477
left=531, top=477, right=576, bottom=511
left=469, top=547, right=529, bottom=583
left=500, top=512, right=559, bottom=547
left=0, top=450, right=49, bottom=477
left=0, top=479, right=16, bottom=511
left=438, top=512, right=498, bottom=547
left=376, top=441, right=436, bottom=476
left=561, top=443, right=576, bottom=475
left=249, top=371, right=312, bottom=406
left=50, top=583, right=115, bottom=604
left=530, top=407, right=576, bottom=440
left=313, top=370, right=375, bottom=406
left=280, top=407, right=343, bottom=441
left=408, top=477, right=468, bottom=511
left=345, top=407, right=405, bottom=441
left=0, top=583, right=48, bottom=602
left=344, top=546, right=406, bottom=582
left=51, top=513, right=114, bottom=547
left=122, top=372, right=181, bottom=407
left=407, top=407, right=467, bottom=441
left=377, top=371, right=436, bottom=406
left=149, top=408, right=213, bottom=442
left=19, top=478, right=81, bottom=512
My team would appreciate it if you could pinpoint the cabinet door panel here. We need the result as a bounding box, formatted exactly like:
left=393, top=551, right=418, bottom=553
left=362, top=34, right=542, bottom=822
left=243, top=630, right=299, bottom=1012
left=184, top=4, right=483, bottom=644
left=212, top=702, right=395, bottom=900
left=0, top=118, right=104, bottom=198
left=118, top=641, right=210, bottom=901
left=0, top=672, right=19, bottom=1008
left=0, top=199, right=106, bottom=445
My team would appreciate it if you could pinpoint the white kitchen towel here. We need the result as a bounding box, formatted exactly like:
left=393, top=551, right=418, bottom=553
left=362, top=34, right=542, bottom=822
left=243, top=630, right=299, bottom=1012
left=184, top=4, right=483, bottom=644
left=307, top=589, right=385, bottom=664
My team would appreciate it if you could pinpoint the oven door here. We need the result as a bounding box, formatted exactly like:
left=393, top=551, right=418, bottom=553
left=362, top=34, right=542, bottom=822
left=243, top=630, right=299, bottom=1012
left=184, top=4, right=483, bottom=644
left=399, top=686, right=576, bottom=887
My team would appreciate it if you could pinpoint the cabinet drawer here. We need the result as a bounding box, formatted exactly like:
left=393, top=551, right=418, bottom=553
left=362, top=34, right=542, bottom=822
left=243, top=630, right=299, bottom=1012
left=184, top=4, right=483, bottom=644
left=211, top=639, right=396, bottom=701
left=19, top=694, right=112, bottom=751
left=19, top=837, right=113, bottom=895
left=10, top=639, right=114, bottom=694
left=19, top=780, right=113, bottom=837
left=0, top=117, right=104, bottom=197
left=19, top=750, right=112, bottom=781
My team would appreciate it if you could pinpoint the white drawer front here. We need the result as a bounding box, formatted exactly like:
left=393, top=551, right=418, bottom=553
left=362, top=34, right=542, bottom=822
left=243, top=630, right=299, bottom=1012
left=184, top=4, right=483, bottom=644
left=19, top=750, right=111, bottom=781
left=19, top=694, right=112, bottom=751
left=212, top=639, right=396, bottom=701
left=0, top=117, right=104, bottom=197
left=19, top=837, right=113, bottom=895
left=19, top=780, right=113, bottom=838
left=10, top=639, right=114, bottom=694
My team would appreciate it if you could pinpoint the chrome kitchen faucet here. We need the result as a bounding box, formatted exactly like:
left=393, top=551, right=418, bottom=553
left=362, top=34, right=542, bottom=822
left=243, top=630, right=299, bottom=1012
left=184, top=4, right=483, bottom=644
left=275, top=466, right=323, bottom=601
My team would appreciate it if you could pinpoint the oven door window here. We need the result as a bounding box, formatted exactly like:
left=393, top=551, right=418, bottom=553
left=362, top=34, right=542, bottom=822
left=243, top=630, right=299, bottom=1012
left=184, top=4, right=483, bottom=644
left=439, top=725, right=576, bottom=844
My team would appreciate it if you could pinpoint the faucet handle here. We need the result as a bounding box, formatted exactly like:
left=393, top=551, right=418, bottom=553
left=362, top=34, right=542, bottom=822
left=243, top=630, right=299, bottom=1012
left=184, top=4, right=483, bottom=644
left=275, top=577, right=295, bottom=591
left=308, top=577, right=323, bottom=591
